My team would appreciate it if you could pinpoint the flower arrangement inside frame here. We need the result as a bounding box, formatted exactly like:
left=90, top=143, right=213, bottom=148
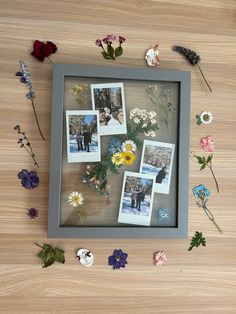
left=61, top=78, right=179, bottom=227
left=83, top=108, right=159, bottom=196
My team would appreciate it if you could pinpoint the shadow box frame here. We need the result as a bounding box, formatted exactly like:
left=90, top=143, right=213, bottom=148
left=48, top=64, right=191, bottom=238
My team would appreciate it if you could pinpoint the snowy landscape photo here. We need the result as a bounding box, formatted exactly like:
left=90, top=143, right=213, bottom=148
left=118, top=171, right=155, bottom=226
left=91, top=82, right=127, bottom=136
left=66, top=110, right=101, bottom=163
left=140, top=140, right=175, bottom=194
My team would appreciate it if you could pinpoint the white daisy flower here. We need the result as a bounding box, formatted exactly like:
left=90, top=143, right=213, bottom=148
left=199, top=111, right=213, bottom=125
left=134, top=117, right=140, bottom=124
left=151, top=119, right=157, bottom=124
left=68, top=191, right=84, bottom=207
left=122, top=140, right=137, bottom=152
left=141, top=113, right=148, bottom=120
left=150, top=131, right=156, bottom=137
left=130, top=108, right=136, bottom=116
left=142, top=123, right=147, bottom=129
left=149, top=111, right=157, bottom=119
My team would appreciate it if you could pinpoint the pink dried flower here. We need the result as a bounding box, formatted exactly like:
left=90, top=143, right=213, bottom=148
left=107, top=34, right=116, bottom=42
left=154, top=251, right=167, bottom=266
left=102, top=37, right=109, bottom=44
left=95, top=39, right=102, bottom=47
left=200, top=136, right=214, bottom=152
left=119, top=36, right=126, bottom=43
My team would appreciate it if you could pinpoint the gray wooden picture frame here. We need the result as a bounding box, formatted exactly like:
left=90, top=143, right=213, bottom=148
left=48, top=64, right=191, bottom=238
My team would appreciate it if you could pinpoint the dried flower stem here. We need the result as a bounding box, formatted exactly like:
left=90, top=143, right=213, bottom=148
left=34, top=242, right=44, bottom=249
left=196, top=198, right=222, bottom=233
left=47, top=56, right=53, bottom=64
left=197, top=64, right=212, bottom=93
left=208, top=160, right=219, bottom=193
left=29, top=88, right=45, bottom=141
left=203, top=205, right=222, bottom=233
left=15, top=125, right=39, bottom=168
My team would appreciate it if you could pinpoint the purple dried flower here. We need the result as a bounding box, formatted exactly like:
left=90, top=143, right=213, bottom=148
left=17, top=169, right=39, bottom=189
left=95, top=39, right=102, bottom=47
left=15, top=71, right=23, bottom=77
left=119, top=36, right=126, bottom=44
left=27, top=207, right=39, bottom=219
left=102, top=37, right=109, bottom=44
left=108, top=249, right=128, bottom=270
left=107, top=34, right=116, bottom=42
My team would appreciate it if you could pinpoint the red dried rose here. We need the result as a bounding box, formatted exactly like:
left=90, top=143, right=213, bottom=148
left=31, top=40, right=57, bottom=62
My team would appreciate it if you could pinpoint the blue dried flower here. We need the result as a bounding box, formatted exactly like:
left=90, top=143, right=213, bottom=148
left=27, top=207, right=39, bottom=219
left=19, top=61, right=33, bottom=89
left=17, top=169, right=39, bottom=189
left=107, top=137, right=122, bottom=155
left=158, top=208, right=172, bottom=223
left=108, top=249, right=128, bottom=270
left=15, top=71, right=23, bottom=77
left=192, top=184, right=210, bottom=198
left=26, top=91, right=35, bottom=99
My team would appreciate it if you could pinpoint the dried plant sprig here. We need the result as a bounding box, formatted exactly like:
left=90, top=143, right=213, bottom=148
left=146, top=84, right=175, bottom=130
left=194, top=154, right=219, bottom=193
left=173, top=46, right=212, bottom=93
left=188, top=231, right=206, bottom=251
left=192, top=184, right=222, bottom=233
left=16, top=61, right=45, bottom=141
left=14, top=125, right=39, bottom=168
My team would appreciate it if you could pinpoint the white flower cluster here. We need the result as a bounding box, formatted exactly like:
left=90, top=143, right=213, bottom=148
left=129, top=108, right=157, bottom=137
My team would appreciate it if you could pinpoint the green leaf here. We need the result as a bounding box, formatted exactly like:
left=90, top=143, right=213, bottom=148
left=54, top=248, right=65, bottom=264
left=35, top=243, right=65, bottom=268
left=195, top=155, right=204, bottom=164
left=207, top=154, right=213, bottom=163
left=197, top=119, right=202, bottom=125
left=107, top=45, right=115, bottom=58
left=188, top=231, right=206, bottom=251
left=114, top=46, right=123, bottom=57
left=43, top=257, right=55, bottom=268
left=101, top=51, right=113, bottom=59
left=200, top=164, right=206, bottom=170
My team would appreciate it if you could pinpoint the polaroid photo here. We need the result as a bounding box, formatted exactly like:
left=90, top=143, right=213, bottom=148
left=66, top=110, right=101, bottom=163
left=91, top=82, right=127, bottom=136
left=140, top=140, right=175, bottom=194
left=118, top=171, right=155, bottom=226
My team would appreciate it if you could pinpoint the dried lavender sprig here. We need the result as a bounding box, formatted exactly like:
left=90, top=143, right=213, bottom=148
left=16, top=61, right=45, bottom=141
left=173, top=46, right=212, bottom=93
left=14, top=125, right=39, bottom=168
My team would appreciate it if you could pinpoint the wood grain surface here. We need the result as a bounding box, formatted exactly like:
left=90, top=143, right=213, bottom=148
left=0, top=0, right=236, bottom=313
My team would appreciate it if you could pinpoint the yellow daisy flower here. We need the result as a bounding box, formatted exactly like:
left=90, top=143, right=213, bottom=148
left=122, top=151, right=136, bottom=166
left=111, top=152, right=124, bottom=166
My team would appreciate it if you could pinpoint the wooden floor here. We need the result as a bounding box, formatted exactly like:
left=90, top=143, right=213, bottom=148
left=0, top=0, right=236, bottom=313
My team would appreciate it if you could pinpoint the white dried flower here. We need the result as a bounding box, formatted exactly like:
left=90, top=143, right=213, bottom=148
left=149, top=111, right=157, bottom=119
left=68, top=191, right=84, bottom=207
left=151, top=119, right=157, bottom=124
left=141, top=113, right=148, bottom=120
left=199, top=111, right=213, bottom=125
left=134, top=117, right=140, bottom=124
